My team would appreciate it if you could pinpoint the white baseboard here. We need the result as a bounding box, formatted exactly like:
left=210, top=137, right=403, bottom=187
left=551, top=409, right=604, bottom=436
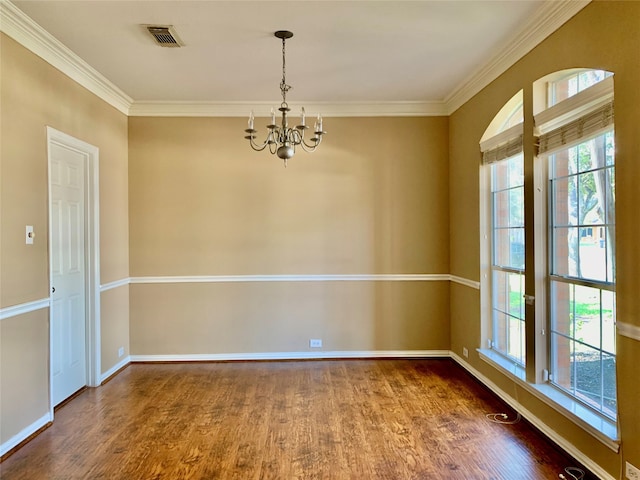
left=100, top=356, right=131, bottom=383
left=130, top=350, right=450, bottom=363
left=449, top=352, right=616, bottom=480
left=0, top=412, right=51, bottom=457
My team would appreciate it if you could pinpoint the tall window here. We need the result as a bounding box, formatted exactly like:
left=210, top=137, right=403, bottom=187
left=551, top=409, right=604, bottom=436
left=540, top=73, right=616, bottom=417
left=480, top=71, right=617, bottom=428
left=548, top=132, right=616, bottom=417
left=480, top=92, right=525, bottom=366
left=491, top=154, right=525, bottom=365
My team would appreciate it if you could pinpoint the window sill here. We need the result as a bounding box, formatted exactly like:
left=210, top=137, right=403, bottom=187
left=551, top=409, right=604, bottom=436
left=477, top=348, right=620, bottom=452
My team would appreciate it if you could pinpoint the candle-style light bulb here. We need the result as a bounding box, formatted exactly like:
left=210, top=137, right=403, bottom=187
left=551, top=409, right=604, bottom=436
left=317, top=114, right=323, bottom=132
left=271, top=108, right=276, bottom=125
left=301, top=107, right=306, bottom=126
left=248, top=110, right=254, bottom=130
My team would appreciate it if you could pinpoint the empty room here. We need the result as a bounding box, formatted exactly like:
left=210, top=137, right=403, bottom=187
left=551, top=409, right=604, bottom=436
left=0, top=1, right=639, bottom=479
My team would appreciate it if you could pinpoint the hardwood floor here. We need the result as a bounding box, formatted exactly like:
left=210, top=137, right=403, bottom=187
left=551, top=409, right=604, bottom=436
left=0, top=359, right=592, bottom=479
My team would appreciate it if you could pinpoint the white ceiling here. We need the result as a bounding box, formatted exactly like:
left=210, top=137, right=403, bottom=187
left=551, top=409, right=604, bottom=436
left=8, top=1, right=587, bottom=115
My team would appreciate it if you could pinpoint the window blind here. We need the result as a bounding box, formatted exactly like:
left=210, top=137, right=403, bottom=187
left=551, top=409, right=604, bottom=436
left=537, top=100, right=614, bottom=156
left=480, top=124, right=523, bottom=165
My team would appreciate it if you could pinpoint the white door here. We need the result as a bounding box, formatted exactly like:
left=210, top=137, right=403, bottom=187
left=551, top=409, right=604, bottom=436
left=50, top=143, right=87, bottom=406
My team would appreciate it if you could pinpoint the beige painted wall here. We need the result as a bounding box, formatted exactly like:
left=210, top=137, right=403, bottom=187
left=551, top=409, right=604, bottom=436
left=100, top=286, right=130, bottom=373
left=129, top=116, right=449, bottom=276
left=0, top=310, right=49, bottom=445
left=128, top=115, right=450, bottom=355
left=0, top=34, right=129, bottom=441
left=449, top=1, right=640, bottom=476
left=130, top=281, right=449, bottom=355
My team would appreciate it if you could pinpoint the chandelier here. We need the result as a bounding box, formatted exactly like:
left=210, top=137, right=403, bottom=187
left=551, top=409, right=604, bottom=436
left=244, top=31, right=326, bottom=166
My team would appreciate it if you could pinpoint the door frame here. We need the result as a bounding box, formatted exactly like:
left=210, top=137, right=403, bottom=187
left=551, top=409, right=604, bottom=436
left=46, top=127, right=101, bottom=418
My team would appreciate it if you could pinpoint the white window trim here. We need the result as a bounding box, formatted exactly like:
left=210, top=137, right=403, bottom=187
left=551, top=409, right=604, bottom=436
left=532, top=78, right=618, bottom=445
left=482, top=152, right=526, bottom=366
left=479, top=71, right=619, bottom=453
left=478, top=348, right=620, bottom=450
left=534, top=76, right=613, bottom=135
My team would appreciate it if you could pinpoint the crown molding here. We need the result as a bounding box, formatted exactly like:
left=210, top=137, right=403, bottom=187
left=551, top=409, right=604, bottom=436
left=0, top=0, right=133, bottom=115
left=2, top=0, right=590, bottom=118
left=128, top=100, right=448, bottom=117
left=444, top=0, right=591, bottom=115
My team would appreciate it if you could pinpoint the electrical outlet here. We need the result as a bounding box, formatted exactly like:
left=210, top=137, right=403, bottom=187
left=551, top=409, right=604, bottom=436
left=626, top=461, right=640, bottom=480
left=309, top=339, right=322, bottom=348
left=118, top=347, right=125, bottom=358
left=463, top=347, right=469, bottom=358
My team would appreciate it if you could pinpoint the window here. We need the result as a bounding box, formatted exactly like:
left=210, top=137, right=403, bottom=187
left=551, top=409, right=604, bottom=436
left=546, top=123, right=616, bottom=418
left=480, top=91, right=525, bottom=366
left=490, top=153, right=525, bottom=365
left=479, top=71, right=617, bottom=437
left=548, top=70, right=613, bottom=106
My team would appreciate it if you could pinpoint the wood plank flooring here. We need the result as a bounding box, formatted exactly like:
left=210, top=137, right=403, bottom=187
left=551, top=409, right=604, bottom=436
left=0, top=359, right=592, bottom=479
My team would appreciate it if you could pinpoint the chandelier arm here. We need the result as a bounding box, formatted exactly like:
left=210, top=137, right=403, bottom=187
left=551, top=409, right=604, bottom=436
left=299, top=138, right=321, bottom=152
left=247, top=127, right=280, bottom=152
left=286, top=127, right=301, bottom=146
left=288, top=127, right=320, bottom=151
left=248, top=136, right=270, bottom=152
left=298, top=127, right=324, bottom=151
left=249, top=143, right=268, bottom=152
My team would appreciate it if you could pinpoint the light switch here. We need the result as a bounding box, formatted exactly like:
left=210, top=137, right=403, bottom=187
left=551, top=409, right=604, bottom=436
left=26, top=225, right=34, bottom=245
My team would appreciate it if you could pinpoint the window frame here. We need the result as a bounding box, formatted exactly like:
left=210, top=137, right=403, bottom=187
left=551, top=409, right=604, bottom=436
left=489, top=153, right=526, bottom=366
left=478, top=71, right=619, bottom=449
left=546, top=130, right=617, bottom=420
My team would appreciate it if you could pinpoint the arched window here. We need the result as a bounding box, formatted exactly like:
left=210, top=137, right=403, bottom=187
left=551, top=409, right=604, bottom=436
left=479, top=70, right=617, bottom=423
left=535, top=69, right=616, bottom=418
left=480, top=91, right=525, bottom=366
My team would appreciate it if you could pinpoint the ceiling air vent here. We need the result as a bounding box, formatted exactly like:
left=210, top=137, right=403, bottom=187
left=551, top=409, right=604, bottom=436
left=145, top=25, right=183, bottom=47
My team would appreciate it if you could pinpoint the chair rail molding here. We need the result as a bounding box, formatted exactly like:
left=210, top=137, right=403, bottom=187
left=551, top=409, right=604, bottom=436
left=0, top=298, right=50, bottom=321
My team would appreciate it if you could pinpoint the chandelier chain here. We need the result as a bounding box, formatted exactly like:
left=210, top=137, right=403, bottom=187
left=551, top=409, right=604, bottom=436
left=280, top=36, right=291, bottom=104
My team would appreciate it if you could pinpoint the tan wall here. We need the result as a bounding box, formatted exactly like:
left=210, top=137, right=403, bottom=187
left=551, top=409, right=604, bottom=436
left=129, top=116, right=449, bottom=276
left=449, top=1, right=640, bottom=476
left=128, top=116, right=450, bottom=354
left=0, top=34, right=129, bottom=441
left=100, top=286, right=130, bottom=373
left=130, top=281, right=449, bottom=355
left=0, top=310, right=49, bottom=444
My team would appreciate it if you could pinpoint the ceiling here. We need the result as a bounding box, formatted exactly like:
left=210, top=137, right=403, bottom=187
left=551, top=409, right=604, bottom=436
left=8, top=1, right=587, bottom=115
